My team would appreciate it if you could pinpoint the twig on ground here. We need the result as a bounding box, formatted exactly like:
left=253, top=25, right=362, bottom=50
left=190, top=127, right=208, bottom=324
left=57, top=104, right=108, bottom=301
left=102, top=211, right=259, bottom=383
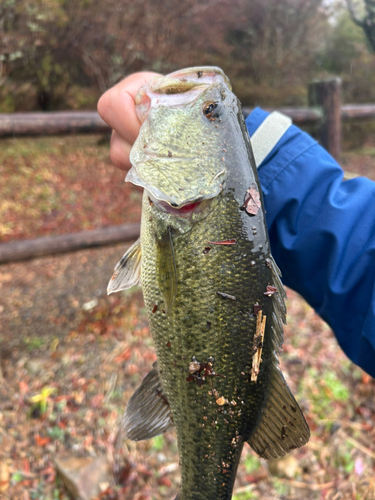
left=233, top=483, right=256, bottom=494
left=275, top=478, right=335, bottom=491
left=345, top=436, right=375, bottom=459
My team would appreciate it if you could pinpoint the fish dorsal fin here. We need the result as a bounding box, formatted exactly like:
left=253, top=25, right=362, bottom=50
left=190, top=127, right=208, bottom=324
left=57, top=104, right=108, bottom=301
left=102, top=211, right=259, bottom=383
left=107, top=238, right=142, bottom=294
left=268, top=255, right=287, bottom=357
left=156, top=227, right=177, bottom=313
left=247, top=365, right=310, bottom=459
left=123, top=362, right=174, bottom=441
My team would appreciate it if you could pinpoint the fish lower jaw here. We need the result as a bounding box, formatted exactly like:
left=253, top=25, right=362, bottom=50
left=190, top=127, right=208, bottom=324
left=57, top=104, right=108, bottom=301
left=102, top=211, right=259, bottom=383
left=153, top=198, right=202, bottom=217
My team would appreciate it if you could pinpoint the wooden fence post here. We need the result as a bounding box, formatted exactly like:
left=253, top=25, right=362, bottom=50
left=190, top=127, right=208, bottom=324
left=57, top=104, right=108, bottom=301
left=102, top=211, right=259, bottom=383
left=308, top=78, right=342, bottom=160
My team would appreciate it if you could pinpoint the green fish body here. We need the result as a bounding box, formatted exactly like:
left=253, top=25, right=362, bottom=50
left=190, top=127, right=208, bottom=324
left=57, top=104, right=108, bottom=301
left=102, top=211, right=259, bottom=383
left=108, top=67, right=309, bottom=500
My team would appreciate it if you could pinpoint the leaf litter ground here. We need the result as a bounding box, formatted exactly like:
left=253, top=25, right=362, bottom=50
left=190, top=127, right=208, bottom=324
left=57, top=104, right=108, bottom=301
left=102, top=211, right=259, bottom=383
left=0, top=136, right=374, bottom=500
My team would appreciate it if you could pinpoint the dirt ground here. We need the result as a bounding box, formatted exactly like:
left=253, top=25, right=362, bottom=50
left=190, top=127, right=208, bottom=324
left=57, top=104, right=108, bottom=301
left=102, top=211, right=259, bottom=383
left=0, top=136, right=374, bottom=500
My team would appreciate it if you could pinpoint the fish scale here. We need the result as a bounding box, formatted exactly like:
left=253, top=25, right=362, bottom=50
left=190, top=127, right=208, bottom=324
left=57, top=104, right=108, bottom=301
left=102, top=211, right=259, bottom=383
left=108, top=66, right=310, bottom=500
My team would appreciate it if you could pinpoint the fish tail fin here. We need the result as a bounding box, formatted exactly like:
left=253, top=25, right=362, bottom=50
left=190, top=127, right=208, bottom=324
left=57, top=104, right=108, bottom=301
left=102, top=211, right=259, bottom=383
left=247, top=364, right=310, bottom=459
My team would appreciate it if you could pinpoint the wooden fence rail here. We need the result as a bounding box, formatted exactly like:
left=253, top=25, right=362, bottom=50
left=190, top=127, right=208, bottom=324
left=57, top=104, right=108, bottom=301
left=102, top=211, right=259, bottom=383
left=1, top=105, right=375, bottom=154
left=0, top=111, right=110, bottom=138
left=0, top=108, right=323, bottom=139
left=1, top=104, right=374, bottom=137
left=0, top=223, right=140, bottom=265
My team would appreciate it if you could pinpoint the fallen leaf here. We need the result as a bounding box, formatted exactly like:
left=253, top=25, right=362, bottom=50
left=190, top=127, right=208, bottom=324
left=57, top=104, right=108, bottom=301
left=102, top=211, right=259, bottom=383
left=0, top=461, right=10, bottom=492
left=244, top=184, right=261, bottom=215
left=35, top=435, right=51, bottom=447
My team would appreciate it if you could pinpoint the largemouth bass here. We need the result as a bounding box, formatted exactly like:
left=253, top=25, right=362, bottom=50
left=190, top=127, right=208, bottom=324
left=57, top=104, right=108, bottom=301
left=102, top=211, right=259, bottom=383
left=108, top=66, right=309, bottom=500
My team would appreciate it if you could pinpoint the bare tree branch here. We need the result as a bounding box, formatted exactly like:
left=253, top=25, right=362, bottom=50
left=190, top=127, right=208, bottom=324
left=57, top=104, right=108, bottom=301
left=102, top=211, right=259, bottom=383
left=346, top=0, right=365, bottom=25
left=347, top=0, right=375, bottom=51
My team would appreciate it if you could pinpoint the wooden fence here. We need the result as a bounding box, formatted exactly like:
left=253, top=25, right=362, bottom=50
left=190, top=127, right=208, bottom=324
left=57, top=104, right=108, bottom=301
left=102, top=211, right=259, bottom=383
left=1, top=78, right=375, bottom=264
left=2, top=78, right=375, bottom=159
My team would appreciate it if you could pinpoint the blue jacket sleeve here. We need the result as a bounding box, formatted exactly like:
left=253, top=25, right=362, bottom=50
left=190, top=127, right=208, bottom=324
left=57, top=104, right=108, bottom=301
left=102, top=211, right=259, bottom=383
left=246, top=108, right=375, bottom=377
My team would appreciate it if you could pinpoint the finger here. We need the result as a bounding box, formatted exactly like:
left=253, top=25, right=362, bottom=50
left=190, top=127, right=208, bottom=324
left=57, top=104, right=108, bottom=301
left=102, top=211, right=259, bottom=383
left=98, top=72, right=160, bottom=145
left=109, top=130, right=132, bottom=171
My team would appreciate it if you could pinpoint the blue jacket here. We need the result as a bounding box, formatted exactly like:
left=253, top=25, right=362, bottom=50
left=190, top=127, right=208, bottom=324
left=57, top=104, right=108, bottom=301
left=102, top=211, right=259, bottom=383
left=246, top=108, right=375, bottom=377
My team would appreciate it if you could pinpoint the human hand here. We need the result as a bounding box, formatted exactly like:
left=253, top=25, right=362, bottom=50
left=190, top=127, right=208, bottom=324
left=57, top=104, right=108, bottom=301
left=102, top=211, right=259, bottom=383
left=97, top=72, right=161, bottom=171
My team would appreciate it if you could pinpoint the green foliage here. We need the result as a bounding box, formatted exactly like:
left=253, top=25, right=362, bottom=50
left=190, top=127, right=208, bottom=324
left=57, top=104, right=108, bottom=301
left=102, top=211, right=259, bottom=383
left=302, top=367, right=349, bottom=419
left=23, top=336, right=45, bottom=350
left=319, top=11, right=366, bottom=74
left=336, top=450, right=355, bottom=473
left=318, top=8, right=375, bottom=104
left=0, top=0, right=334, bottom=110
left=151, top=435, right=165, bottom=451
left=243, top=454, right=261, bottom=473
left=233, top=490, right=257, bottom=500
left=324, top=371, right=350, bottom=401
left=11, top=471, right=24, bottom=484
left=0, top=0, right=374, bottom=110
left=47, top=425, right=65, bottom=441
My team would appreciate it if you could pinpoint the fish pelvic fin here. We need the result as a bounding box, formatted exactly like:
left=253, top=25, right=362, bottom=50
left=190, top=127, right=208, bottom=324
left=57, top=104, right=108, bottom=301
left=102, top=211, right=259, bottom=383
left=247, top=364, right=310, bottom=459
left=123, top=362, right=174, bottom=441
left=107, top=238, right=142, bottom=294
left=156, top=226, right=177, bottom=313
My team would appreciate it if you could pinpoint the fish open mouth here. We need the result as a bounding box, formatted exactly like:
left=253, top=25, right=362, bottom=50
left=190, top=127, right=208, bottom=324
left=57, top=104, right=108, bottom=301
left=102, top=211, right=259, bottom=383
left=155, top=199, right=202, bottom=216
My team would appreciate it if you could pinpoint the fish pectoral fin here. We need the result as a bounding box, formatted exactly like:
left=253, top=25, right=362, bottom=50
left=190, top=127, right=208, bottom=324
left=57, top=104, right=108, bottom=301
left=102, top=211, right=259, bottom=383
left=156, top=227, right=177, bottom=313
left=107, top=238, right=142, bottom=294
left=247, top=365, right=310, bottom=459
left=123, top=361, right=174, bottom=441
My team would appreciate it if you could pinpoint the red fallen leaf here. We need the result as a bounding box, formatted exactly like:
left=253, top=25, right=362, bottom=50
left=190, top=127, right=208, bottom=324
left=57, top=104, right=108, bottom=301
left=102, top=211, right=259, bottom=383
left=84, top=435, right=93, bottom=447
left=362, top=423, right=373, bottom=431
left=22, top=459, right=30, bottom=474
left=127, top=364, right=139, bottom=375
left=0, top=480, right=9, bottom=491
left=244, top=184, right=261, bottom=215
left=137, top=465, right=153, bottom=477
left=362, top=373, right=371, bottom=384
left=20, top=479, right=32, bottom=487
left=35, top=434, right=51, bottom=447
left=264, top=285, right=278, bottom=296
left=114, top=347, right=132, bottom=363
left=206, top=239, right=236, bottom=245
left=157, top=476, right=172, bottom=487
left=134, top=494, right=152, bottom=500
left=355, top=406, right=371, bottom=418
left=90, top=394, right=104, bottom=408
left=19, top=381, right=29, bottom=394
left=116, top=461, right=132, bottom=486
left=144, top=352, right=157, bottom=362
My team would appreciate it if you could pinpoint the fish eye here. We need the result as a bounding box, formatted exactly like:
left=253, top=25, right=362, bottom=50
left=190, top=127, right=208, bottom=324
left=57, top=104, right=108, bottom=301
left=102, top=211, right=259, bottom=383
left=203, top=101, right=220, bottom=120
